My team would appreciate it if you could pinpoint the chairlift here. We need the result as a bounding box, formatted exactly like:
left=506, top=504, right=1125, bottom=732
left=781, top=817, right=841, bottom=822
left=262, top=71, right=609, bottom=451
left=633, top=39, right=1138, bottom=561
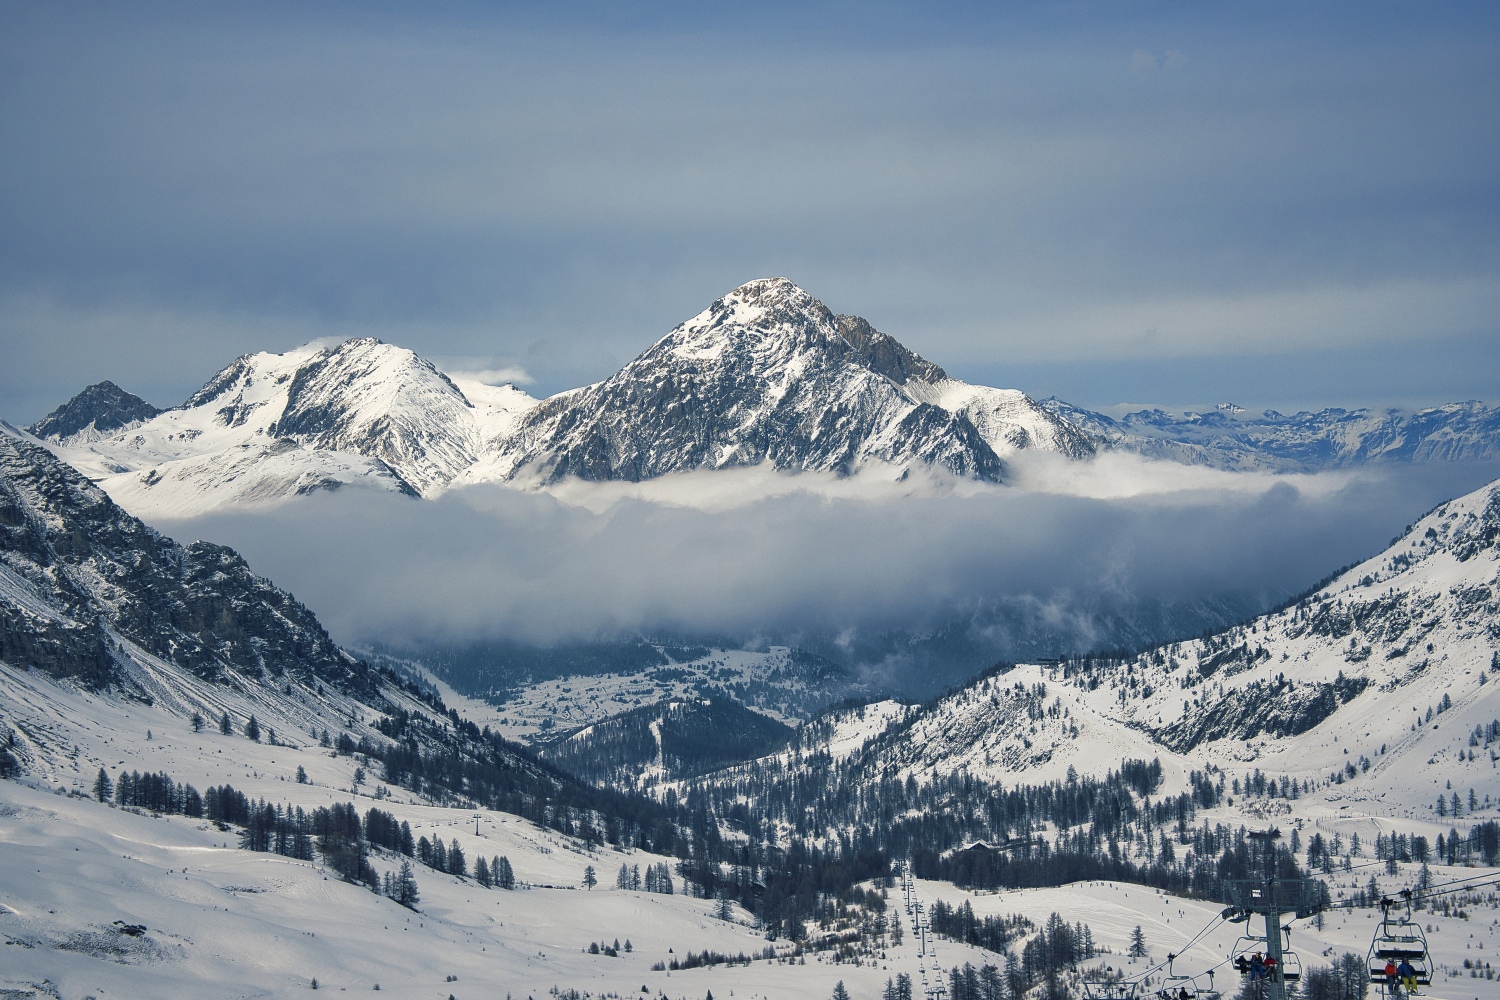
left=1155, top=955, right=1222, bottom=1000
left=1083, top=981, right=1138, bottom=1000
left=1367, top=893, right=1431, bottom=991
left=1230, top=934, right=1301, bottom=984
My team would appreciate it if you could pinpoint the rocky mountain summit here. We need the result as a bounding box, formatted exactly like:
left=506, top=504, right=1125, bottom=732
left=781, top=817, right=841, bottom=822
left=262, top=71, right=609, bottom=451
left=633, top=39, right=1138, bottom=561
left=468, top=277, right=1089, bottom=484
left=28, top=381, right=161, bottom=444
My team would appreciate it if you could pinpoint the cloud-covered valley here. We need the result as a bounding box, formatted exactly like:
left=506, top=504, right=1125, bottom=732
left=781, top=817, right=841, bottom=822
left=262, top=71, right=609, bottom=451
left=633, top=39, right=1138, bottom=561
left=161, top=456, right=1500, bottom=689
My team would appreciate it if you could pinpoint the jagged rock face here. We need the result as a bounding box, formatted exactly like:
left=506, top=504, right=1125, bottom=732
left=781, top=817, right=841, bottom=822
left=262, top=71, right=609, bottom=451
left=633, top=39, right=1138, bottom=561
left=28, top=382, right=161, bottom=444
left=482, top=278, right=1022, bottom=483
left=1154, top=674, right=1369, bottom=752
left=0, top=430, right=379, bottom=698
left=1041, top=398, right=1500, bottom=472
left=831, top=314, right=948, bottom=386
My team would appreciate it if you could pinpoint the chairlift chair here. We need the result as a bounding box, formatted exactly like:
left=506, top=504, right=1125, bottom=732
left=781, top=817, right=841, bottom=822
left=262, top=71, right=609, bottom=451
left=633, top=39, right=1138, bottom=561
left=1156, top=955, right=1222, bottom=1000
left=1230, top=936, right=1301, bottom=984
left=1368, top=894, right=1432, bottom=987
left=1083, top=981, right=1138, bottom=1000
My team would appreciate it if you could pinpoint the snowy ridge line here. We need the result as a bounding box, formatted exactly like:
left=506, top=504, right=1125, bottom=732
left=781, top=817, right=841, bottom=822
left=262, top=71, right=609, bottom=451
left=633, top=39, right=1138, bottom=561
left=31, top=277, right=1497, bottom=520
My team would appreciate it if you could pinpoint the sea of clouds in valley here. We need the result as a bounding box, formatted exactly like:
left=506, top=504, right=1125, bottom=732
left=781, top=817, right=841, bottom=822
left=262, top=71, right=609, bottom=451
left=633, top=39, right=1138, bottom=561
left=161, top=455, right=1500, bottom=678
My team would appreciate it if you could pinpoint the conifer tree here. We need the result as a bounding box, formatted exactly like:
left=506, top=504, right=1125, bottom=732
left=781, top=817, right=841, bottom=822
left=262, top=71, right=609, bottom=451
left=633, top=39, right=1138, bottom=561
left=191, top=712, right=204, bottom=733
left=475, top=856, right=491, bottom=888
left=392, top=860, right=419, bottom=909
left=93, top=767, right=112, bottom=802
left=219, top=711, right=233, bottom=735
left=582, top=864, right=597, bottom=890
left=1129, top=925, right=1147, bottom=958
left=245, top=715, right=261, bottom=742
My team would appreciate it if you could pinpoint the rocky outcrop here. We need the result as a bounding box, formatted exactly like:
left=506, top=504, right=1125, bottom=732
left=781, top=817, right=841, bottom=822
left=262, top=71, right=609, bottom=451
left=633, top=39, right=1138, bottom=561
left=0, top=429, right=380, bottom=699
left=483, top=278, right=1022, bottom=483
left=28, top=382, right=160, bottom=443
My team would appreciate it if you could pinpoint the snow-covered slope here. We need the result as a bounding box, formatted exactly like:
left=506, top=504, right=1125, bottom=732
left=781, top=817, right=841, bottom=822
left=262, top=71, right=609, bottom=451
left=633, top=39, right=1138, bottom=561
left=1058, top=473, right=1500, bottom=814
left=465, top=278, right=1089, bottom=485
left=0, top=428, right=996, bottom=1000
left=774, top=475, right=1500, bottom=815
left=40, top=338, right=537, bottom=515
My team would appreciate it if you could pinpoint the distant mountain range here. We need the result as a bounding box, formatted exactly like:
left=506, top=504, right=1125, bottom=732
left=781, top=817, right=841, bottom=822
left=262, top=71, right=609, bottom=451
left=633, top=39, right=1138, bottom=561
left=1042, top=396, right=1500, bottom=472
left=23, top=277, right=1498, bottom=519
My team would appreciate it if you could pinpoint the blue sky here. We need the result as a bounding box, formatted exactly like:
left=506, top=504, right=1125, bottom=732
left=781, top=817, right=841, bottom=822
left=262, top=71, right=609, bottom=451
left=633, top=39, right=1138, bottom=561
left=2, top=1, right=1497, bottom=422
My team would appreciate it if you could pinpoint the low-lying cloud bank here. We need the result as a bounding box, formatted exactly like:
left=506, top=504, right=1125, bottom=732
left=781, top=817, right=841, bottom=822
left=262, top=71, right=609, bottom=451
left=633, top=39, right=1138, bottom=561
left=164, top=456, right=1499, bottom=668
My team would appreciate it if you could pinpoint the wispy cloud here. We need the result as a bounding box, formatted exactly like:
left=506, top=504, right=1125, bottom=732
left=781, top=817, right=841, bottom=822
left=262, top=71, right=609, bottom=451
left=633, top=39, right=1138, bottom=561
left=439, top=363, right=536, bottom=387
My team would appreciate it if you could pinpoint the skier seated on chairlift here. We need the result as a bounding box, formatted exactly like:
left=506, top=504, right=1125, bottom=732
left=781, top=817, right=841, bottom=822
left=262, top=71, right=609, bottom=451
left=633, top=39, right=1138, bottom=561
left=1235, top=955, right=1251, bottom=976
left=1249, top=953, right=1266, bottom=980
left=1397, top=958, right=1418, bottom=994
left=1262, top=954, right=1278, bottom=981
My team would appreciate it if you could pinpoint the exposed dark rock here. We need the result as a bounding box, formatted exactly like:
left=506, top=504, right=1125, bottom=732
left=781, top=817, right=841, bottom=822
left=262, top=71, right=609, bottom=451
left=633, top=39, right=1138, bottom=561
left=0, top=431, right=380, bottom=700
left=492, top=278, right=1011, bottom=484
left=1157, top=674, right=1369, bottom=752
left=28, top=382, right=160, bottom=441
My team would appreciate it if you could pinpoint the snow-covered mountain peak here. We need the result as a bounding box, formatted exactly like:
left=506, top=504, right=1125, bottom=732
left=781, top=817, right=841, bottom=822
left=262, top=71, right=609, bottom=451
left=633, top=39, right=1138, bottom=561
left=27, top=381, right=162, bottom=445
left=706, top=275, right=825, bottom=325
left=662, top=278, right=946, bottom=388
left=476, top=278, right=1096, bottom=484
left=662, top=277, right=846, bottom=368
left=30, top=281, right=1500, bottom=518
left=45, top=337, right=539, bottom=514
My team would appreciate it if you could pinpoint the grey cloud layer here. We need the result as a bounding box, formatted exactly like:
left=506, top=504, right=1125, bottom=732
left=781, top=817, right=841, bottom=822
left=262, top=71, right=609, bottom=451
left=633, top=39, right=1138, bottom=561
left=165, top=462, right=1498, bottom=654
left=1, top=5, right=1497, bottom=422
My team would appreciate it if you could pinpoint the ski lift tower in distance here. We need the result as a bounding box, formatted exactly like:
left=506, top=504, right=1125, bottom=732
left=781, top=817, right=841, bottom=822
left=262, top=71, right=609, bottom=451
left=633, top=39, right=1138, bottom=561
left=1225, top=829, right=1319, bottom=1000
